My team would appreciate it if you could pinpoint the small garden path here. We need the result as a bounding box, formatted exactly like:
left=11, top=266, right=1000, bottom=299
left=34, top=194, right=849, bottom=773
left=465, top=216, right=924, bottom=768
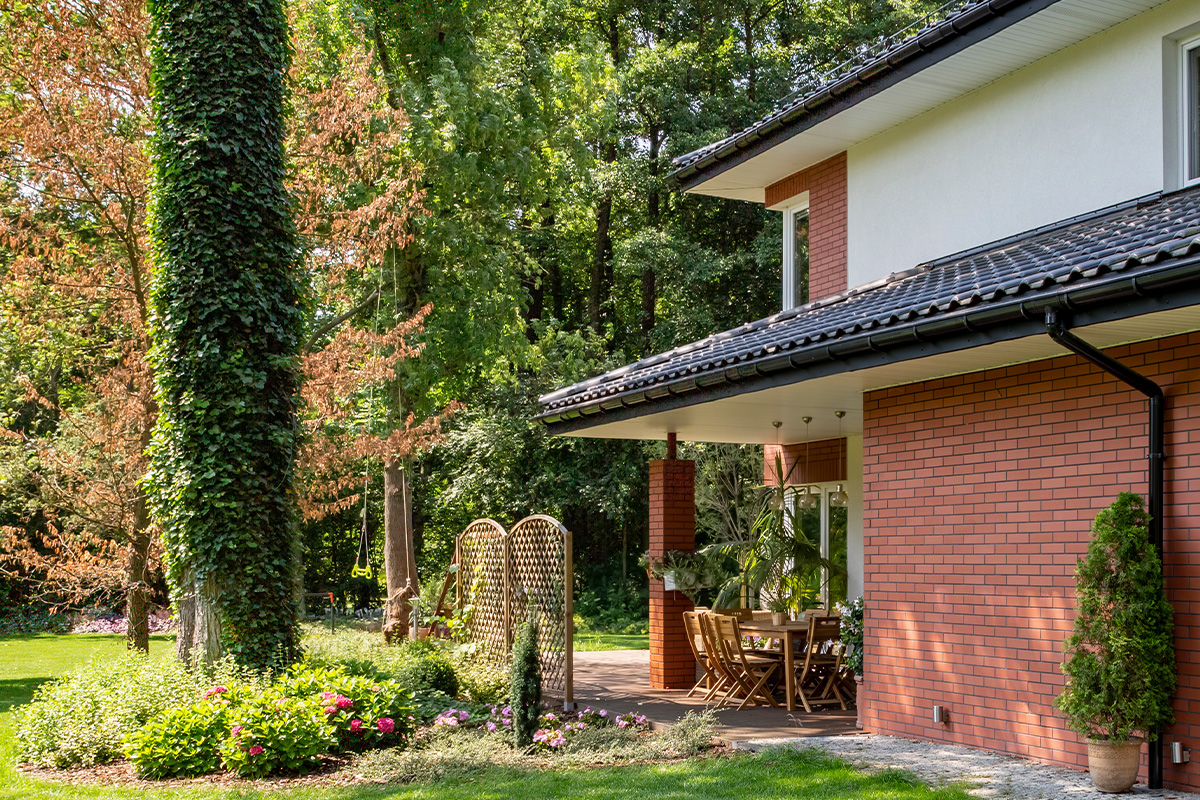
left=743, top=734, right=1200, bottom=800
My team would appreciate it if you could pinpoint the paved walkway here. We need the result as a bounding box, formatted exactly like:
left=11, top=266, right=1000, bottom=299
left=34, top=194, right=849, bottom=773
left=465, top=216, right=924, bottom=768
left=743, top=734, right=1200, bottom=800
left=574, top=651, right=1200, bottom=799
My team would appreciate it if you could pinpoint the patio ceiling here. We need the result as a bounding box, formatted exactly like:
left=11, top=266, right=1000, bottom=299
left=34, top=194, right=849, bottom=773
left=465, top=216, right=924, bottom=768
left=553, top=304, right=1200, bottom=444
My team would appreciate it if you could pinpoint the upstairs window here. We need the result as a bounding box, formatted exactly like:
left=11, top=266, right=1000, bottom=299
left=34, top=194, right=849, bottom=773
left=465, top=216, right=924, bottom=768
left=782, top=205, right=810, bottom=309
left=1185, top=36, right=1200, bottom=185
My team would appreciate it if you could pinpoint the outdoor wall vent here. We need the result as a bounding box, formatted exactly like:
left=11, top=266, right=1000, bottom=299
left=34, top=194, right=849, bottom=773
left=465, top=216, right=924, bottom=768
left=932, top=705, right=947, bottom=725
left=1172, top=742, right=1191, bottom=764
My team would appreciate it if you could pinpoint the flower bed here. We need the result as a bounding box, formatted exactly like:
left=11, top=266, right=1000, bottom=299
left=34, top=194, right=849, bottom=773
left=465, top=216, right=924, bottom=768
left=432, top=703, right=648, bottom=750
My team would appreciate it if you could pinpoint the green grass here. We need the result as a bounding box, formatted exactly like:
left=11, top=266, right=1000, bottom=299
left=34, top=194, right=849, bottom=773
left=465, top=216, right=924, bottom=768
left=572, top=632, right=649, bottom=651
left=0, top=634, right=968, bottom=800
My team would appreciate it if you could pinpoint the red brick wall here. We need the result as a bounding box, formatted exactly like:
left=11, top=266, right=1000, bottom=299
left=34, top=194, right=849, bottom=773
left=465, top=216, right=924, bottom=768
left=765, top=438, right=847, bottom=484
left=648, top=458, right=696, bottom=690
left=860, top=331, right=1200, bottom=790
left=765, top=152, right=848, bottom=301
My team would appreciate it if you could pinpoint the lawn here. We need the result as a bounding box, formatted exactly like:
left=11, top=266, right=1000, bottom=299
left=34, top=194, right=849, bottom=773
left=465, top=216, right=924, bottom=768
left=572, top=632, right=648, bottom=651
left=0, top=634, right=968, bottom=800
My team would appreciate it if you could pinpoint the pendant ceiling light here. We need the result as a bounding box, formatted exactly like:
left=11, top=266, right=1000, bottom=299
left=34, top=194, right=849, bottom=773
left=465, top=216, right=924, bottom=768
left=830, top=410, right=849, bottom=508
left=799, top=416, right=819, bottom=510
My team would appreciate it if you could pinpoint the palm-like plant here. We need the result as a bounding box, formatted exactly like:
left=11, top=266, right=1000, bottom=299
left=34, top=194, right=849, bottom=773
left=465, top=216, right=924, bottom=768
left=705, top=452, right=840, bottom=611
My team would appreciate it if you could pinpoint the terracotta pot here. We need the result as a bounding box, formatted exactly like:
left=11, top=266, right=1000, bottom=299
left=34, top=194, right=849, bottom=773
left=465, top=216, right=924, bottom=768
left=1086, top=737, right=1143, bottom=793
left=854, top=675, right=864, bottom=729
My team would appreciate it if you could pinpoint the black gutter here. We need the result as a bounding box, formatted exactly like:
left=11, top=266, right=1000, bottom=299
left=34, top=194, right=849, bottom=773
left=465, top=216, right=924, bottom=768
left=1044, top=308, right=1167, bottom=790
left=671, top=0, right=1062, bottom=191
left=538, top=255, right=1200, bottom=432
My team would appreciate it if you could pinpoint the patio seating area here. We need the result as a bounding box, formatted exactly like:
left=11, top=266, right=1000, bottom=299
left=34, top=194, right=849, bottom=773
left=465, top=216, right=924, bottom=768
left=573, top=649, right=858, bottom=742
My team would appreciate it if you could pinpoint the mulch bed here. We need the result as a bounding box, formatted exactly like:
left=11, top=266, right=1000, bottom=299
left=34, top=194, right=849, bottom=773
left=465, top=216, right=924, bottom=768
left=19, top=754, right=357, bottom=789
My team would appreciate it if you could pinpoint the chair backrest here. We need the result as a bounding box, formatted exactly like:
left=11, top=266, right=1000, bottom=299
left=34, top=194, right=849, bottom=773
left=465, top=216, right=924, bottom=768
left=715, top=614, right=755, bottom=671
left=748, top=610, right=775, bottom=621
left=682, top=610, right=707, bottom=658
left=807, top=614, right=842, bottom=652
left=699, top=612, right=735, bottom=680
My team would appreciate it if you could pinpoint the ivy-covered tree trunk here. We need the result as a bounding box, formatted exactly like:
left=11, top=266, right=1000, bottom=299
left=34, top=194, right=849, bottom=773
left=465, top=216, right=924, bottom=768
left=146, top=0, right=304, bottom=670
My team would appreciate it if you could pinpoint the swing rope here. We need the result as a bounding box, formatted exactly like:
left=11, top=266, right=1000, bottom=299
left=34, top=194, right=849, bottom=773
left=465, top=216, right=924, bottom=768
left=351, top=261, right=387, bottom=580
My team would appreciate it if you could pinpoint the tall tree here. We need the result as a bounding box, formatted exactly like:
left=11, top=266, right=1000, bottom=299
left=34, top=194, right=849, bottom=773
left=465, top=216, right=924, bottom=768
left=146, top=0, right=304, bottom=669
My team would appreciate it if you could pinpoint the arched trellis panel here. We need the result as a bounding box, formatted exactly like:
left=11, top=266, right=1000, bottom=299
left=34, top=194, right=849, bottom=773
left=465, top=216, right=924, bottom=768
left=456, top=515, right=573, bottom=703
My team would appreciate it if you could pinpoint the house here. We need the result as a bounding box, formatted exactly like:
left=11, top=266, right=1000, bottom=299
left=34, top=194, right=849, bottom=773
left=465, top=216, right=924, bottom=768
left=537, top=0, right=1200, bottom=790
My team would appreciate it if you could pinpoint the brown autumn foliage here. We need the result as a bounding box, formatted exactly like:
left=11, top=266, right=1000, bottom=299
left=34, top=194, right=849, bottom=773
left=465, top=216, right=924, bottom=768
left=0, top=0, right=446, bottom=629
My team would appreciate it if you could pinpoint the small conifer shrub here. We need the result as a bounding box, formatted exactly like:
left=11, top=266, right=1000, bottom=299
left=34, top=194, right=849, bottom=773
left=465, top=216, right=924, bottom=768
left=510, top=614, right=542, bottom=747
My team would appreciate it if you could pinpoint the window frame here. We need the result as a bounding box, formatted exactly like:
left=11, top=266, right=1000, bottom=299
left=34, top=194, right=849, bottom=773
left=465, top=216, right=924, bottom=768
left=1181, top=34, right=1200, bottom=187
left=781, top=202, right=810, bottom=310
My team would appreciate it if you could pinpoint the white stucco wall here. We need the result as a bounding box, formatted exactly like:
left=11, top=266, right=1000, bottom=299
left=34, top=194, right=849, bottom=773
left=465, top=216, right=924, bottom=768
left=846, top=0, right=1200, bottom=287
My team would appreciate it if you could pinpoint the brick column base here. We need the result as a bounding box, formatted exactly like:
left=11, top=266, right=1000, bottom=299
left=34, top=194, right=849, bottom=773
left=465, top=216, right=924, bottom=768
left=648, top=458, right=695, bottom=690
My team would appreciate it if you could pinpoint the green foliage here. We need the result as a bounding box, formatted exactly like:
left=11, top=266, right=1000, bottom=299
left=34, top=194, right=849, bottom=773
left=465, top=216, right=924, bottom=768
left=1056, top=493, right=1175, bottom=742
left=509, top=615, right=541, bottom=748
left=145, top=0, right=304, bottom=670
left=301, top=628, right=459, bottom=697
left=124, top=701, right=226, bottom=778
left=0, top=607, right=72, bottom=636
left=452, top=657, right=509, bottom=705
left=14, top=651, right=243, bottom=768
left=276, top=663, right=416, bottom=752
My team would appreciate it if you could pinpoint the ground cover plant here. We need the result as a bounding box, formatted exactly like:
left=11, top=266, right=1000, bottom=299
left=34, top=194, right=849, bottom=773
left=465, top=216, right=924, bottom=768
left=0, top=633, right=973, bottom=800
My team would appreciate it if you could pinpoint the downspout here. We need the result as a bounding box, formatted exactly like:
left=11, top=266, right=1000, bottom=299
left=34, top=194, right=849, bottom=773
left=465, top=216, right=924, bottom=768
left=1045, top=309, right=1167, bottom=790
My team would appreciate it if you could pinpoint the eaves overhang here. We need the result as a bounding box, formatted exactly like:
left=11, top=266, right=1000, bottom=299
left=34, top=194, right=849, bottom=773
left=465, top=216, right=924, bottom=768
left=536, top=187, right=1200, bottom=437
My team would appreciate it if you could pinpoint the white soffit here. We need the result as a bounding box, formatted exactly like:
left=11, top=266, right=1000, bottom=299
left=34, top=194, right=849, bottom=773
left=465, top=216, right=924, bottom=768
left=689, top=0, right=1169, bottom=202
left=560, top=305, right=1200, bottom=445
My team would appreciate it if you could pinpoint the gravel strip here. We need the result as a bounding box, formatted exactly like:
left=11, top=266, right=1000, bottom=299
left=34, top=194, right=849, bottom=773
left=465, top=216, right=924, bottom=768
left=734, top=733, right=1200, bottom=799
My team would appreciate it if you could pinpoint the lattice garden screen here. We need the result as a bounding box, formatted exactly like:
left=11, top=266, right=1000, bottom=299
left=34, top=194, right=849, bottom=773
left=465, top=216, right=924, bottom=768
left=456, top=515, right=573, bottom=702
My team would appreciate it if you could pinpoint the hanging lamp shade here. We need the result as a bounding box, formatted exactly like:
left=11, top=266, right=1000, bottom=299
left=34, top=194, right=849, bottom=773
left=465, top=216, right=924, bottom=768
left=829, top=484, right=849, bottom=508
left=798, top=486, right=820, bottom=510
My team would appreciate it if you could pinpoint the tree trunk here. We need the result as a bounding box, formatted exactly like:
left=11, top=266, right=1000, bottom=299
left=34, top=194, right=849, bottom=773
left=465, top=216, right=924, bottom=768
left=125, top=495, right=151, bottom=653
left=175, top=572, right=222, bottom=665
left=590, top=174, right=613, bottom=333
left=383, top=456, right=418, bottom=638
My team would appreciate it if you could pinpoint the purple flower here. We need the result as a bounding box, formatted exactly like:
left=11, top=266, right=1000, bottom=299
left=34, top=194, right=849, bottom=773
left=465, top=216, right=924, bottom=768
left=486, top=721, right=497, bottom=732
left=599, top=709, right=607, bottom=718
left=457, top=710, right=469, bottom=722
left=377, top=717, right=395, bottom=734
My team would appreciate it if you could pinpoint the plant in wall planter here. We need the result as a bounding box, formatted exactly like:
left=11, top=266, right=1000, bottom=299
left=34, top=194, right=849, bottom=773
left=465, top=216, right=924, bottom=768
left=638, top=550, right=726, bottom=605
left=836, top=596, right=865, bottom=726
left=1056, top=493, right=1174, bottom=793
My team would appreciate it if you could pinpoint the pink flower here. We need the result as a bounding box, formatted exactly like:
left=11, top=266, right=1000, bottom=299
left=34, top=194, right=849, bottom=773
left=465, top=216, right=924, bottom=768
left=486, top=721, right=497, bottom=732
left=204, top=686, right=227, bottom=699
left=335, top=695, right=353, bottom=710
left=231, top=725, right=243, bottom=737
left=457, top=710, right=469, bottom=722
left=324, top=706, right=337, bottom=715
left=320, top=691, right=334, bottom=701
left=350, top=719, right=363, bottom=732
left=248, top=745, right=263, bottom=756
left=377, top=717, right=395, bottom=734
left=599, top=709, right=607, bottom=718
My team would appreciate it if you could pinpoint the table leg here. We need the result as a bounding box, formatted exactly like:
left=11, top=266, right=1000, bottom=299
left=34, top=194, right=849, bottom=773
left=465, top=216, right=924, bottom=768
left=785, top=630, right=796, bottom=712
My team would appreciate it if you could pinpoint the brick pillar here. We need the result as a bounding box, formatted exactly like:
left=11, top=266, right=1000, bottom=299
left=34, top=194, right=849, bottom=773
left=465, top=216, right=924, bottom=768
left=648, top=457, right=695, bottom=690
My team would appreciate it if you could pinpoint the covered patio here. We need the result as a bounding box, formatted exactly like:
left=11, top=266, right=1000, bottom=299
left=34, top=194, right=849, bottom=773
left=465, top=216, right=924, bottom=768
left=573, top=650, right=858, bottom=742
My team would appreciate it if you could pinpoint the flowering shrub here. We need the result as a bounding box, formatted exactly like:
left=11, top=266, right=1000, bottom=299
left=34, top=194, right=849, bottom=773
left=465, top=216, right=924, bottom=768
left=219, top=689, right=336, bottom=778
left=835, top=596, right=864, bottom=676
left=276, top=664, right=415, bottom=752
left=71, top=612, right=176, bottom=635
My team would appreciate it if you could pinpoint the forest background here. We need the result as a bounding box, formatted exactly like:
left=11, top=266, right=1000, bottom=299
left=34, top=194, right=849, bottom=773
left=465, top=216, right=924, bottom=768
left=0, top=0, right=941, bottom=635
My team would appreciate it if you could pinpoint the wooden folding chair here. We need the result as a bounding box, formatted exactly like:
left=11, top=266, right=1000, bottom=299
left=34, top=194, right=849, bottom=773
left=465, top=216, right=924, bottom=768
left=795, top=614, right=847, bottom=712
left=698, top=612, right=740, bottom=707
left=715, top=615, right=780, bottom=710
left=683, top=610, right=723, bottom=699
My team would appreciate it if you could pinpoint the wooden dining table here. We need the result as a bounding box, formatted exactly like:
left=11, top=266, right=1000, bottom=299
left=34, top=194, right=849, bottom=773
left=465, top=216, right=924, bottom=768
left=738, top=618, right=811, bottom=712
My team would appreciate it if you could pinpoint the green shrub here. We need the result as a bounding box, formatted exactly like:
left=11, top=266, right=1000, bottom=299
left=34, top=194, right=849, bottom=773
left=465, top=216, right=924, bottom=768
left=14, top=652, right=238, bottom=768
left=302, top=629, right=459, bottom=697
left=509, top=615, right=541, bottom=748
left=277, top=664, right=415, bottom=751
left=125, top=699, right=226, bottom=778
left=452, top=657, right=509, bottom=705
left=219, top=688, right=335, bottom=778
left=0, top=606, right=73, bottom=636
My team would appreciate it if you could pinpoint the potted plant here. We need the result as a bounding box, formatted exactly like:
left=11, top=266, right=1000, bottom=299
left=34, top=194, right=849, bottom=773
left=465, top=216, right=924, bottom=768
left=639, top=550, right=726, bottom=605
left=766, top=595, right=791, bottom=625
left=836, top=596, right=865, bottom=727
left=1055, top=493, right=1174, bottom=793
